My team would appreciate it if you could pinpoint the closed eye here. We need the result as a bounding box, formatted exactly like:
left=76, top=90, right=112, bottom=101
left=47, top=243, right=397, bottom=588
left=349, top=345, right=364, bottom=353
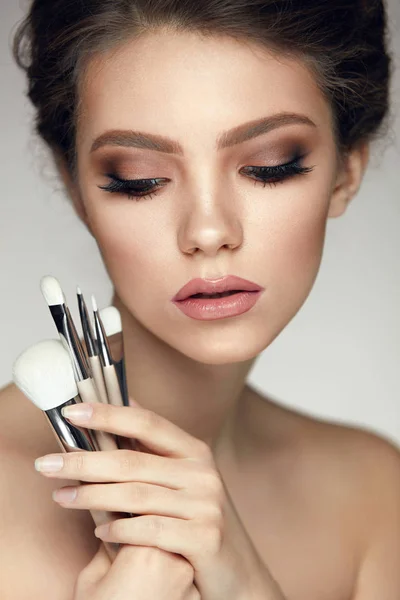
left=98, top=176, right=168, bottom=200
left=97, top=156, right=315, bottom=201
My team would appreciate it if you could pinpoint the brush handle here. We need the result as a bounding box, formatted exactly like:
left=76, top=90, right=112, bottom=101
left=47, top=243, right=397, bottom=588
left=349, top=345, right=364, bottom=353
left=102, top=363, right=141, bottom=454
left=76, top=379, right=136, bottom=513
left=102, top=364, right=124, bottom=407
left=115, top=358, right=129, bottom=407
left=77, top=377, right=118, bottom=452
left=44, top=406, right=120, bottom=562
left=89, top=355, right=109, bottom=404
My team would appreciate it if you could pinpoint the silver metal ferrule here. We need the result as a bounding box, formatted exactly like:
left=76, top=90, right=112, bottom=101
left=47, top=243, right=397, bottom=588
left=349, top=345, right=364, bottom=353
left=46, top=397, right=137, bottom=521
left=44, top=396, right=98, bottom=453
left=48, top=303, right=90, bottom=382
left=106, top=331, right=128, bottom=406
left=44, top=395, right=133, bottom=559
left=77, top=292, right=98, bottom=358
left=93, top=309, right=113, bottom=368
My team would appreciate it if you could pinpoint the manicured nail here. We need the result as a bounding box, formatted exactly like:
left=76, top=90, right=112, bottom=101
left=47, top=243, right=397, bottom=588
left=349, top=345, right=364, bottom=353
left=61, top=403, right=93, bottom=420
left=35, top=455, right=64, bottom=472
left=52, top=487, right=77, bottom=503
left=94, top=524, right=110, bottom=538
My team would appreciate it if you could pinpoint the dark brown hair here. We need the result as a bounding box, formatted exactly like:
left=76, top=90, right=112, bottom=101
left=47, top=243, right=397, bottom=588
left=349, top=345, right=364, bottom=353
left=12, top=0, right=394, bottom=181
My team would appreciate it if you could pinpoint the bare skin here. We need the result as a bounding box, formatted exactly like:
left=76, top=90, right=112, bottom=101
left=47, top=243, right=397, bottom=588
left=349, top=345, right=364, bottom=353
left=1, top=347, right=400, bottom=600
left=2, top=29, right=400, bottom=600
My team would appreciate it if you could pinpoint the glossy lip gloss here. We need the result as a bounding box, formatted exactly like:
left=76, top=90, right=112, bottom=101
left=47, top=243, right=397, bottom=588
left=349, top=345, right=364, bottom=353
left=172, top=290, right=262, bottom=320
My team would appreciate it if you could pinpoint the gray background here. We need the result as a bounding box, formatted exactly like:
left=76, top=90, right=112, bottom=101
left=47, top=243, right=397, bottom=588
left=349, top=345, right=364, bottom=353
left=1, top=1, right=399, bottom=446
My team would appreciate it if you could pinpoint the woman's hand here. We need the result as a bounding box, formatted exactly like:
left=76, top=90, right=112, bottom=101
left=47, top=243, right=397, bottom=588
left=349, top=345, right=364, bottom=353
left=73, top=541, right=201, bottom=599
left=35, top=400, right=285, bottom=599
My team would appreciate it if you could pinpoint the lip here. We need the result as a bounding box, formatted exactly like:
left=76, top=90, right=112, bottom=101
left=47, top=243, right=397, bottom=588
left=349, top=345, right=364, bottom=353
left=172, top=275, right=263, bottom=302
left=172, top=290, right=262, bottom=321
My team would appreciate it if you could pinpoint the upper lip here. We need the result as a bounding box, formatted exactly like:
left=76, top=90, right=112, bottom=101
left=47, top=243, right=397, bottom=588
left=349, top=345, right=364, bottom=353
left=172, top=275, right=263, bottom=301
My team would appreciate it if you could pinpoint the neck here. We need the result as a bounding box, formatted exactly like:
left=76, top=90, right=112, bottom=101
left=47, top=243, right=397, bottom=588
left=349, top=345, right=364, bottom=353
left=111, top=291, right=258, bottom=456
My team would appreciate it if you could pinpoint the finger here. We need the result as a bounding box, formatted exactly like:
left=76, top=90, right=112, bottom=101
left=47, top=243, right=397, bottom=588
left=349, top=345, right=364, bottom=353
left=53, top=481, right=205, bottom=518
left=38, top=449, right=209, bottom=487
left=62, top=402, right=211, bottom=461
left=94, top=514, right=215, bottom=566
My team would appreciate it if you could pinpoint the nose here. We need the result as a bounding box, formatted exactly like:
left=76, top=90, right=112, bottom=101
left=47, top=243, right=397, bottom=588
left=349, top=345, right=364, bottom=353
left=178, top=198, right=243, bottom=257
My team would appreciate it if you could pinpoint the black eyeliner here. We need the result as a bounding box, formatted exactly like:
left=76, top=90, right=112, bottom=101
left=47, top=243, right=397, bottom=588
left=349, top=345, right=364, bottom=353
left=97, top=152, right=315, bottom=199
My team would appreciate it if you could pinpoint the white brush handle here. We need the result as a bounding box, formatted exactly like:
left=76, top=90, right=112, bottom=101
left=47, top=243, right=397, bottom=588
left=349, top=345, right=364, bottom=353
left=89, top=355, right=109, bottom=404
left=77, top=378, right=118, bottom=452
left=101, top=363, right=139, bottom=452
left=102, top=364, right=124, bottom=407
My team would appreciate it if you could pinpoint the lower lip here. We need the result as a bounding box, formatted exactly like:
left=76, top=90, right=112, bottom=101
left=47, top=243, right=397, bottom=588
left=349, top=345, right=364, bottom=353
left=172, top=290, right=262, bottom=321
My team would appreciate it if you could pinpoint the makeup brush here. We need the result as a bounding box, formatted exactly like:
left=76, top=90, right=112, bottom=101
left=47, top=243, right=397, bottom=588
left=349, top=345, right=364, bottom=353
left=76, top=286, right=109, bottom=405
left=99, top=305, right=129, bottom=407
left=40, top=275, right=118, bottom=452
left=12, top=339, right=128, bottom=561
left=92, top=296, right=124, bottom=409
left=98, top=305, right=139, bottom=452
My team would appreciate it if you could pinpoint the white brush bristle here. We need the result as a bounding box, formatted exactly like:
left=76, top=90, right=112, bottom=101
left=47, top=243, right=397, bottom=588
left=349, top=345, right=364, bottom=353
left=91, top=295, right=98, bottom=312
left=12, top=339, right=78, bottom=410
left=40, top=275, right=65, bottom=306
left=99, top=306, right=122, bottom=336
left=76, top=286, right=82, bottom=295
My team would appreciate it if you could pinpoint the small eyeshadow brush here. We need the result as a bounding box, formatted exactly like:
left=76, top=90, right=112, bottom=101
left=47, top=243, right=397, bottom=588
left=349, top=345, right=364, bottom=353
left=92, top=295, right=124, bottom=409
left=99, top=305, right=129, bottom=407
left=76, top=286, right=109, bottom=405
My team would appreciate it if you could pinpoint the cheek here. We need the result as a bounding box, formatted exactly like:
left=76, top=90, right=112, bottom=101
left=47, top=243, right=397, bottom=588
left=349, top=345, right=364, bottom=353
left=266, top=195, right=329, bottom=310
left=285, top=207, right=327, bottom=272
left=89, top=207, right=170, bottom=295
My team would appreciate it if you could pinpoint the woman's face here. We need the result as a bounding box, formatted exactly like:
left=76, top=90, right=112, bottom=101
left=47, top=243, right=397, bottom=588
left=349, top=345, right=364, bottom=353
left=74, top=30, right=341, bottom=364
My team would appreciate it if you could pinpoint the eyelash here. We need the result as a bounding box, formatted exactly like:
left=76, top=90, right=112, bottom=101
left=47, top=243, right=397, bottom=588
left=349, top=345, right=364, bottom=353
left=98, top=156, right=315, bottom=201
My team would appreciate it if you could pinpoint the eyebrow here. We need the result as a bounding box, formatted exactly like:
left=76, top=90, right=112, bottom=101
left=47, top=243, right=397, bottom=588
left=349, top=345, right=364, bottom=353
left=90, top=112, right=316, bottom=155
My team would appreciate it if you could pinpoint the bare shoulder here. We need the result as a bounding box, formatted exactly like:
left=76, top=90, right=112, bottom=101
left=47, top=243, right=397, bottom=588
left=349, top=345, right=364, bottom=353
left=251, top=385, right=400, bottom=597
left=310, top=416, right=400, bottom=598
left=0, top=381, right=50, bottom=453
left=312, top=415, right=400, bottom=598
left=254, top=384, right=400, bottom=507
left=249, top=383, right=400, bottom=480
left=0, top=382, right=98, bottom=599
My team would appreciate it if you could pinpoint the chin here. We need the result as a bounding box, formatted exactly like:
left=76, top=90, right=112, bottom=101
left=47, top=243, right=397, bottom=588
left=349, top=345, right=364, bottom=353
left=169, top=327, right=275, bottom=366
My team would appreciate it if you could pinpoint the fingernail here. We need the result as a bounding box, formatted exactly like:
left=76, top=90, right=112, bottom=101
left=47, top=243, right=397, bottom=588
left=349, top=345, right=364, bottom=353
left=61, top=403, right=93, bottom=420
left=52, top=487, right=77, bottom=503
left=35, top=455, right=64, bottom=472
left=129, top=397, right=140, bottom=407
left=94, top=524, right=110, bottom=538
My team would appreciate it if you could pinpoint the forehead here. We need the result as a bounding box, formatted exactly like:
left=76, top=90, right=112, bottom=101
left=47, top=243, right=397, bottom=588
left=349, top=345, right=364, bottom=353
left=77, top=30, right=332, bottom=151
